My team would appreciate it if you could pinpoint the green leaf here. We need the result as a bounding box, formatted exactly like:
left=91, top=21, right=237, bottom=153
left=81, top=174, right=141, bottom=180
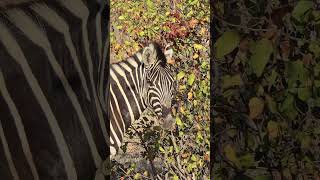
left=146, top=0, right=154, bottom=9
left=118, top=15, right=125, bottom=20
left=239, top=153, right=255, bottom=168
left=197, top=131, right=203, bottom=141
left=224, top=144, right=240, bottom=168
left=265, top=95, right=278, bottom=114
left=309, top=42, right=320, bottom=56
left=297, top=87, right=312, bottom=101
left=266, top=69, right=278, bottom=86
left=250, top=39, right=273, bottom=77
left=159, top=146, right=165, bottom=152
left=222, top=74, right=243, bottom=89
left=301, top=135, right=311, bottom=149
left=177, top=71, right=185, bottom=80
left=133, top=173, right=141, bottom=179
left=280, top=94, right=298, bottom=120
left=227, top=129, right=237, bottom=138
left=315, top=80, right=320, bottom=87
left=176, top=117, right=183, bottom=126
left=173, top=175, right=179, bottom=180
left=214, top=31, right=240, bottom=59
left=285, top=60, right=309, bottom=87
left=187, top=73, right=196, bottom=85
left=191, top=154, right=197, bottom=161
left=254, top=176, right=273, bottom=180
left=292, top=1, right=314, bottom=21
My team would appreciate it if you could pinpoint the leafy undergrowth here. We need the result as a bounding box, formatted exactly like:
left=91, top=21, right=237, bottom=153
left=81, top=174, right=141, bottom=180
left=110, top=0, right=210, bottom=179
left=213, top=0, right=320, bottom=179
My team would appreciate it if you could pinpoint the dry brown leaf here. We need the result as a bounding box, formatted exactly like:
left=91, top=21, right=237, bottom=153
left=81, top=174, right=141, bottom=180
left=181, top=152, right=190, bottom=158
left=239, top=38, right=249, bottom=52
left=262, top=24, right=278, bottom=41
left=167, top=58, right=175, bottom=65
left=188, top=18, right=199, bottom=29
left=280, top=40, right=290, bottom=59
left=303, top=53, right=313, bottom=66
left=214, top=117, right=224, bottom=124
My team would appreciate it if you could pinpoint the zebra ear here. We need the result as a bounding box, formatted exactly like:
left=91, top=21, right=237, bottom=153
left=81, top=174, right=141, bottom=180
left=142, top=46, right=156, bottom=65
left=164, top=48, right=173, bottom=63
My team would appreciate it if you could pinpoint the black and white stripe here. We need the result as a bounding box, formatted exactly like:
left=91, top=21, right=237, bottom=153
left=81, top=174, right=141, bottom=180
left=0, top=1, right=109, bottom=180
left=109, top=42, right=175, bottom=156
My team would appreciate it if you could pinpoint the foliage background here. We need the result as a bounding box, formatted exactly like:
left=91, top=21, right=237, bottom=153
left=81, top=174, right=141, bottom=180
left=110, top=0, right=210, bottom=179
left=212, top=0, right=320, bottom=179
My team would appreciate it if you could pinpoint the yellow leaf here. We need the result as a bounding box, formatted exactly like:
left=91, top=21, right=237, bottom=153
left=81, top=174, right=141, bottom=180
left=173, top=175, right=179, bottom=180
left=193, top=43, right=204, bottom=50
left=114, top=44, right=121, bottom=50
left=188, top=92, right=193, bottom=100
left=249, top=97, right=264, bottom=119
left=193, top=53, right=199, bottom=59
left=200, top=27, right=207, bottom=36
left=180, top=106, right=185, bottom=114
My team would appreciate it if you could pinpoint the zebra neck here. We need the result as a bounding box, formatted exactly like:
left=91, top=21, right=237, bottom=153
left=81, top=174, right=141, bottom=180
left=110, top=61, right=147, bottom=129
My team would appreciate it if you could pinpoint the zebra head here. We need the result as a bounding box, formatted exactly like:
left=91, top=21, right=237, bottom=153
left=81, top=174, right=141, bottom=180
left=141, top=42, right=176, bottom=130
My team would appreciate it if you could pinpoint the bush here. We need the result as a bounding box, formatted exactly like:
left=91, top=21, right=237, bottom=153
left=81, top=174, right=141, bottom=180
left=110, top=0, right=210, bottom=179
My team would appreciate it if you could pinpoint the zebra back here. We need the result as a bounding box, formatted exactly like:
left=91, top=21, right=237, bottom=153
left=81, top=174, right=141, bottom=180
left=0, top=1, right=110, bottom=180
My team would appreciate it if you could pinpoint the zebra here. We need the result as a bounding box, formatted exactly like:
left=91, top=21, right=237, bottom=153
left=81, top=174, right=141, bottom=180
left=109, top=42, right=176, bottom=156
left=0, top=0, right=110, bottom=180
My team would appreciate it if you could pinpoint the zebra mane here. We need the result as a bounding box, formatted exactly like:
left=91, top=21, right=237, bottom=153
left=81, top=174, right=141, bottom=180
left=147, top=42, right=168, bottom=67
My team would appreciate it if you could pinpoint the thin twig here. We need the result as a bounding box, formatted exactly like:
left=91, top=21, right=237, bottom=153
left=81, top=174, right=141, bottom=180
left=213, top=14, right=272, bottom=32
left=118, top=166, right=133, bottom=180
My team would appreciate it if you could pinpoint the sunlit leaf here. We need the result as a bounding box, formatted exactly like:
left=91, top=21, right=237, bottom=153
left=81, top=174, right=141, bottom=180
left=187, top=73, right=196, bottom=85
left=191, top=154, right=197, bottom=161
left=176, top=117, right=183, bottom=126
left=193, top=53, right=199, bottom=59
left=173, top=175, right=179, bottom=180
left=188, top=92, right=193, bottom=100
left=177, top=71, right=185, bottom=80
left=133, top=173, right=141, bottom=179
left=159, top=146, right=165, bottom=152
left=193, top=43, right=204, bottom=50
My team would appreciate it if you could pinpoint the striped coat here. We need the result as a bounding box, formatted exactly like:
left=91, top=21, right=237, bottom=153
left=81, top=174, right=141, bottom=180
left=0, top=0, right=110, bottom=180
